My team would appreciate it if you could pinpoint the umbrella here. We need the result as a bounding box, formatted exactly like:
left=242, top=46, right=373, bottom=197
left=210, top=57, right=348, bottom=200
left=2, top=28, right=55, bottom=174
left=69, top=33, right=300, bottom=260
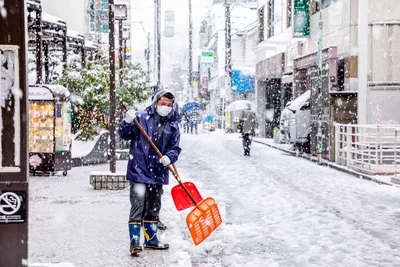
left=202, top=114, right=215, bottom=124
left=183, top=101, right=202, bottom=111
left=226, top=100, right=255, bottom=112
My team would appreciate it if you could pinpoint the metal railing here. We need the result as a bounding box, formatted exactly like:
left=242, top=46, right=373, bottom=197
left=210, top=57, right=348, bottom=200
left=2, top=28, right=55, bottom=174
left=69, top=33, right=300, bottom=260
left=335, top=124, right=400, bottom=175
left=394, top=129, right=400, bottom=182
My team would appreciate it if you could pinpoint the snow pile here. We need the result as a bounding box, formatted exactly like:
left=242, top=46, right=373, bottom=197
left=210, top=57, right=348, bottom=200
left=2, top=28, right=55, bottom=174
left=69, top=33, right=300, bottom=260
left=29, top=263, right=75, bottom=267
left=71, top=130, right=108, bottom=158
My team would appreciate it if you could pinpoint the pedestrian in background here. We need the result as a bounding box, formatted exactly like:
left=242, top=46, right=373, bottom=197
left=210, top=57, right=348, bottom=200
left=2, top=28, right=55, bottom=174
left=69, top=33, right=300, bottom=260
left=189, top=107, right=200, bottom=134
left=237, top=105, right=257, bottom=156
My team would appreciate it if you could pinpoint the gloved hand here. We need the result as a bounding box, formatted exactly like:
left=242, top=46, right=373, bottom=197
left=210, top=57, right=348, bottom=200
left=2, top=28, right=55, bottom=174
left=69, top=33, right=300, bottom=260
left=124, top=109, right=136, bottom=124
left=160, top=155, right=171, bottom=166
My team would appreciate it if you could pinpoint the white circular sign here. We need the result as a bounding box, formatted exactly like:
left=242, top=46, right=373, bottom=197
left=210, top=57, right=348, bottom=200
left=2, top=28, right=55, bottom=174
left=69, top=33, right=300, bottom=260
left=0, top=192, right=21, bottom=215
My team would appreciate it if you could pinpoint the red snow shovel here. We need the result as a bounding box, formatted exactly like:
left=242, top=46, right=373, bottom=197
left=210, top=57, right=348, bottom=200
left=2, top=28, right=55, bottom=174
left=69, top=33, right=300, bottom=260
left=170, top=164, right=203, bottom=211
left=133, top=118, right=222, bottom=245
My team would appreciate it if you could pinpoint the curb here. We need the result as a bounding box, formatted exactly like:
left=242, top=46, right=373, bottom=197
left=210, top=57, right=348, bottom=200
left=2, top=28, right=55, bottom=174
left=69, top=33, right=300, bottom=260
left=253, top=139, right=395, bottom=187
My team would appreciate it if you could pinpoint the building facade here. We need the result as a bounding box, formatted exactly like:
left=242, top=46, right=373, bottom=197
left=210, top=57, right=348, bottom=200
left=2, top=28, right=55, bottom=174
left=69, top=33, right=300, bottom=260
left=256, top=0, right=400, bottom=160
left=199, top=1, right=257, bottom=123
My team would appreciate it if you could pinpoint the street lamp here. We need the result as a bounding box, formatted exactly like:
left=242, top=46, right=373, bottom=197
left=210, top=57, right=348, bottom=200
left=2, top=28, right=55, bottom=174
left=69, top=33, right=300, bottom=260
left=115, top=4, right=127, bottom=86
left=317, top=1, right=323, bottom=163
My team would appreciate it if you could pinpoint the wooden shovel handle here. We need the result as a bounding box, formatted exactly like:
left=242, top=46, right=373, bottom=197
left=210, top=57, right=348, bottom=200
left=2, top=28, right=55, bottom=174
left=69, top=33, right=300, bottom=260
left=132, top=118, right=198, bottom=205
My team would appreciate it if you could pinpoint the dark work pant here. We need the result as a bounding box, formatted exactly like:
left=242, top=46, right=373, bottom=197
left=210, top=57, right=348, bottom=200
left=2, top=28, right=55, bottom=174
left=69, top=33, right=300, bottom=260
left=190, top=121, right=198, bottom=134
left=242, top=134, right=252, bottom=152
left=129, top=182, right=163, bottom=222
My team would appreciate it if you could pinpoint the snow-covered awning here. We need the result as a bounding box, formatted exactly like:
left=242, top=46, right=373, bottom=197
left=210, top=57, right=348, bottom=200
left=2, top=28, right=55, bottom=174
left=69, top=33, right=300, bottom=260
left=67, top=29, right=84, bottom=40
left=84, top=40, right=98, bottom=50
left=227, top=100, right=256, bottom=112
left=42, top=12, right=67, bottom=27
left=27, top=0, right=41, bottom=10
left=29, top=84, right=70, bottom=101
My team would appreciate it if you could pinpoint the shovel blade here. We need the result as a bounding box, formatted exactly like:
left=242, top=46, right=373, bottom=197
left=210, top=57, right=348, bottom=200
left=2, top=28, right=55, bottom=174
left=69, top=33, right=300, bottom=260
left=186, top=197, right=222, bottom=246
left=171, top=182, right=203, bottom=211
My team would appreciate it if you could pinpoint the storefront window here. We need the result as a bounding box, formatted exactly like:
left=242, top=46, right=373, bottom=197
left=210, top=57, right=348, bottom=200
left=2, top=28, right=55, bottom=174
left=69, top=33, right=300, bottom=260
left=55, top=102, right=72, bottom=152
left=268, top=0, right=283, bottom=38
left=29, top=101, right=54, bottom=153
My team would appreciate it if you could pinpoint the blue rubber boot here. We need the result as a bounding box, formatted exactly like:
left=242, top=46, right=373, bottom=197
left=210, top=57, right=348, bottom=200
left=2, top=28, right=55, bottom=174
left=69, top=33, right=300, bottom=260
left=143, top=220, right=169, bottom=250
left=129, top=222, right=143, bottom=255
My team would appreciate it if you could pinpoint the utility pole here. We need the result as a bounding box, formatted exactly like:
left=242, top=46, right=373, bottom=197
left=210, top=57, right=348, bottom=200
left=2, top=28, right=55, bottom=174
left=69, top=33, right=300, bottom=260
left=147, top=32, right=151, bottom=82
left=119, top=19, right=123, bottom=87
left=358, top=0, right=368, bottom=124
left=317, top=6, right=323, bottom=163
left=109, top=0, right=116, bottom=173
left=0, top=0, right=29, bottom=266
left=154, top=0, right=157, bottom=81
left=157, top=0, right=161, bottom=83
left=189, top=0, right=193, bottom=100
left=223, top=0, right=232, bottom=129
left=124, top=38, right=127, bottom=61
left=35, top=6, right=43, bottom=84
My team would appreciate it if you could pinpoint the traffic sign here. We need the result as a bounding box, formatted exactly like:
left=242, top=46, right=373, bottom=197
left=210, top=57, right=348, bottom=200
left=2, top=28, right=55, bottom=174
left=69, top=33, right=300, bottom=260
left=200, top=51, right=214, bottom=68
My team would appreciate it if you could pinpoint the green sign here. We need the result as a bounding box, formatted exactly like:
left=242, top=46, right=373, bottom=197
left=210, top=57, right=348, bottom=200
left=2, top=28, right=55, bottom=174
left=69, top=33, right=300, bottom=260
left=201, top=51, right=214, bottom=57
left=293, top=0, right=310, bottom=38
left=102, top=24, right=109, bottom=32
left=100, top=0, right=109, bottom=10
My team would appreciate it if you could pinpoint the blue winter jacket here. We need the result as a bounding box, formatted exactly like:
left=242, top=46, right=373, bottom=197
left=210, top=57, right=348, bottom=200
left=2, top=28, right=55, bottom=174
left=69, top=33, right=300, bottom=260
left=118, top=104, right=182, bottom=185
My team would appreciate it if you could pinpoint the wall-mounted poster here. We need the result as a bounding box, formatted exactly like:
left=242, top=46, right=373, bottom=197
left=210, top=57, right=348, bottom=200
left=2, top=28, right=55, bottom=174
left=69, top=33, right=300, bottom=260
left=0, top=45, right=21, bottom=172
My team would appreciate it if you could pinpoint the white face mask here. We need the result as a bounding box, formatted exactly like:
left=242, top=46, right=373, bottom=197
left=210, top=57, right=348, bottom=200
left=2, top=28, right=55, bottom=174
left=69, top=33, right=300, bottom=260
left=157, top=105, right=172, bottom=117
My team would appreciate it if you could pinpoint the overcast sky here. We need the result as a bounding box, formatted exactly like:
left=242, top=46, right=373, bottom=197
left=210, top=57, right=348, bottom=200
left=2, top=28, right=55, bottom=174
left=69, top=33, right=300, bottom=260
left=130, top=0, right=211, bottom=83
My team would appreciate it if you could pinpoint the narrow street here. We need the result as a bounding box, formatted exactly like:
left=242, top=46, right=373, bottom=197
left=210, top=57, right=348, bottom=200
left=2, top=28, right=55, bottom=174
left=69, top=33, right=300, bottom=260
left=29, top=131, right=400, bottom=267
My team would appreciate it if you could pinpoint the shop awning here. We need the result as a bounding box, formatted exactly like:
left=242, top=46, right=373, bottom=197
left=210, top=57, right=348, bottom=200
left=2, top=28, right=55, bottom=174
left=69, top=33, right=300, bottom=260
left=27, top=0, right=41, bottom=10
left=227, top=100, right=256, bottom=112
left=84, top=40, right=98, bottom=51
left=29, top=84, right=70, bottom=102
left=281, top=74, right=293, bottom=84
left=67, top=29, right=84, bottom=41
left=42, top=13, right=66, bottom=27
left=67, top=29, right=85, bottom=51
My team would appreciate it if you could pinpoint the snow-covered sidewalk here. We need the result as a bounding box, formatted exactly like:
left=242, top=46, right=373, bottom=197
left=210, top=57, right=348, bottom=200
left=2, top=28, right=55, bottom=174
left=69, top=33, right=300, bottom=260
left=29, top=131, right=400, bottom=267
left=253, top=136, right=396, bottom=186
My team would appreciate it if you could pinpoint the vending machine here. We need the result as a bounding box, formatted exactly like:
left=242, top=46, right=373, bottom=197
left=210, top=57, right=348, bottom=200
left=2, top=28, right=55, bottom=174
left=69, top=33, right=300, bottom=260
left=28, top=84, right=72, bottom=176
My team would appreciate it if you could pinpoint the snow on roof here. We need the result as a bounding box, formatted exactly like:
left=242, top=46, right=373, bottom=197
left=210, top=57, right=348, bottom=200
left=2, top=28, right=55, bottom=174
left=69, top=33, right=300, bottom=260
left=84, top=40, right=98, bottom=49
left=67, top=29, right=84, bottom=40
left=27, top=0, right=41, bottom=7
left=42, top=12, right=66, bottom=26
left=38, top=84, right=71, bottom=98
left=371, top=20, right=400, bottom=25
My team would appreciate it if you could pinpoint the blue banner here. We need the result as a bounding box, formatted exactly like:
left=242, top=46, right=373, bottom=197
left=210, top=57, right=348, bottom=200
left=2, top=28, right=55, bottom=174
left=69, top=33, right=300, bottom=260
left=231, top=69, right=255, bottom=93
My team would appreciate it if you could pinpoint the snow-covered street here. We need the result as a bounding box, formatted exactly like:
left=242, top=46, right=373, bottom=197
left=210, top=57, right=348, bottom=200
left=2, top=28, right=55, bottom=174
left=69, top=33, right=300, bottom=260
left=29, top=131, right=400, bottom=267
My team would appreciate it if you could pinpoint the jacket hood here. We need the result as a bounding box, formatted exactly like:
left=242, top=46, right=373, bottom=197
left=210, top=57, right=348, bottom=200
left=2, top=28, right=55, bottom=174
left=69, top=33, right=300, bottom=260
left=146, top=90, right=180, bottom=122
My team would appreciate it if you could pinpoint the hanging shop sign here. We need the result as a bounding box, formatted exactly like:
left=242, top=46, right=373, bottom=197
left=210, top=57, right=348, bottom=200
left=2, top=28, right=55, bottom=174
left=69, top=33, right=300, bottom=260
left=293, top=0, right=310, bottom=38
